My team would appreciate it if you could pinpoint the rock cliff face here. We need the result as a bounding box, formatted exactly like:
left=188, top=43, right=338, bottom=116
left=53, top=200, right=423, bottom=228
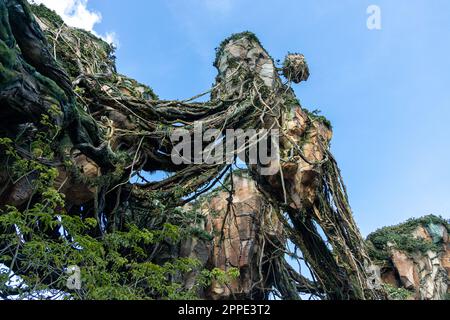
left=180, top=174, right=279, bottom=299
left=367, top=216, right=449, bottom=300
left=204, top=176, right=270, bottom=299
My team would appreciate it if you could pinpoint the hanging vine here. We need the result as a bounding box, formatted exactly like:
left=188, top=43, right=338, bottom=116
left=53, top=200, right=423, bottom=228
left=0, top=0, right=387, bottom=300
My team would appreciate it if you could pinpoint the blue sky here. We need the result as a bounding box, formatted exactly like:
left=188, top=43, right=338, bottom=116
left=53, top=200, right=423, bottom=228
left=36, top=0, right=450, bottom=236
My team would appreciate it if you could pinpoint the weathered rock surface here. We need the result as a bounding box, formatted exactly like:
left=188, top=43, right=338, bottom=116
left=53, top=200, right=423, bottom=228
left=182, top=174, right=284, bottom=300
left=56, top=153, right=100, bottom=206
left=369, top=217, right=449, bottom=300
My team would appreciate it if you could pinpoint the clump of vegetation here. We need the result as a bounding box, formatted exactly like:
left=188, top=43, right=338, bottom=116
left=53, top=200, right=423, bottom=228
left=304, top=109, right=333, bottom=130
left=0, top=0, right=397, bottom=300
left=367, top=215, right=449, bottom=261
left=30, top=3, right=64, bottom=27
left=30, top=3, right=115, bottom=79
left=0, top=114, right=238, bottom=300
left=282, top=53, right=310, bottom=84
left=382, top=284, right=413, bottom=300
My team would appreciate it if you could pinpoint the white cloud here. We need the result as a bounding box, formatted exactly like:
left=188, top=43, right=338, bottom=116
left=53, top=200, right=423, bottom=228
left=29, top=0, right=100, bottom=31
left=28, top=0, right=118, bottom=45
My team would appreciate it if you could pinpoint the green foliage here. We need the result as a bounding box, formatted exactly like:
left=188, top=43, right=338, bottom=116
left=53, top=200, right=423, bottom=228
left=31, top=2, right=157, bottom=103
left=382, top=284, right=413, bottom=300
left=199, top=267, right=240, bottom=287
left=367, top=215, right=448, bottom=261
left=0, top=114, right=235, bottom=300
left=303, top=108, right=332, bottom=130
left=0, top=40, right=17, bottom=69
left=0, top=36, right=19, bottom=85
left=284, top=95, right=301, bottom=109
left=143, top=193, right=214, bottom=242
left=30, top=3, right=115, bottom=79
left=29, top=4, right=64, bottom=27
left=95, top=74, right=158, bottom=100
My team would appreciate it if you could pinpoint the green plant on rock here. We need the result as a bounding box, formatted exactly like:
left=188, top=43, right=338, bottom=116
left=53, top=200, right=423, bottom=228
left=0, top=116, right=233, bottom=300
left=382, top=284, right=413, bottom=300
left=367, top=215, right=449, bottom=261
left=304, top=108, right=332, bottom=130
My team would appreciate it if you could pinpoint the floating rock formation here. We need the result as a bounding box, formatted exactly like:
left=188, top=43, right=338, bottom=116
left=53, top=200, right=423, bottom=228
left=367, top=216, right=449, bottom=300
left=0, top=1, right=447, bottom=300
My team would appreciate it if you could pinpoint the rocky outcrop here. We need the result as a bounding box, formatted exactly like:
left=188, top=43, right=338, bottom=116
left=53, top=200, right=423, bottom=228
left=181, top=173, right=285, bottom=300
left=212, top=32, right=383, bottom=299
left=56, top=153, right=100, bottom=206
left=368, top=216, right=449, bottom=300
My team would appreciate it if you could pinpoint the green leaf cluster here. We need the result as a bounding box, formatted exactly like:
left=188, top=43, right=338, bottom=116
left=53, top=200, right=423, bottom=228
left=0, top=115, right=237, bottom=300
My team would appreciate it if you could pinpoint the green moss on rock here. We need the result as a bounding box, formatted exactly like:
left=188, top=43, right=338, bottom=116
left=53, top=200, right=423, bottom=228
left=214, top=31, right=263, bottom=68
left=30, top=3, right=64, bottom=27
left=303, top=108, right=332, bottom=130
left=367, top=215, right=449, bottom=261
left=0, top=44, right=16, bottom=69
